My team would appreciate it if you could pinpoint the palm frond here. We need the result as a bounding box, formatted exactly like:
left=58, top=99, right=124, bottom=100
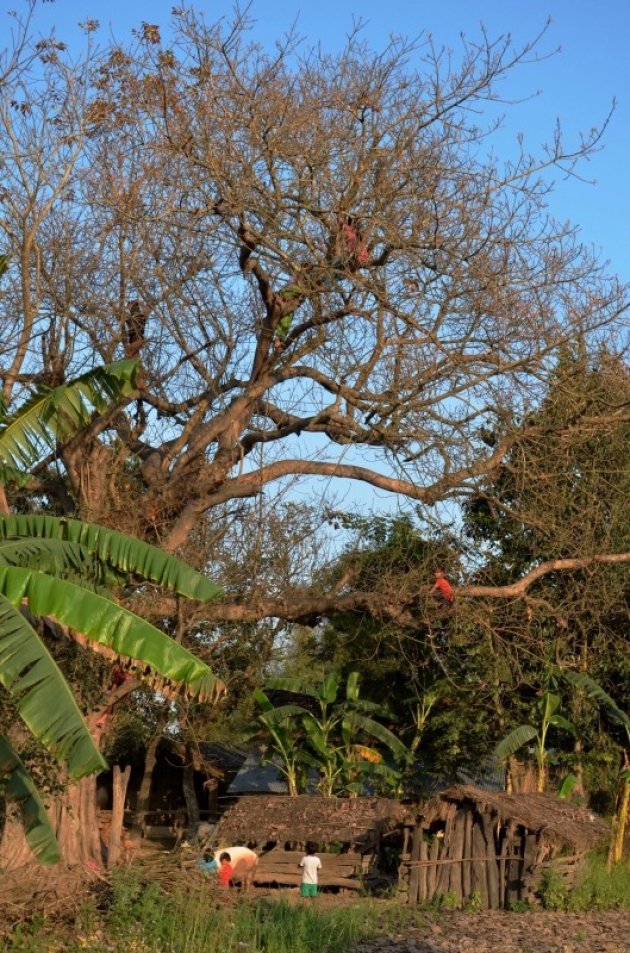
left=0, top=361, right=138, bottom=472
left=0, top=565, right=224, bottom=702
left=0, top=515, right=223, bottom=602
left=494, top=724, right=538, bottom=760
left=0, top=593, right=106, bottom=778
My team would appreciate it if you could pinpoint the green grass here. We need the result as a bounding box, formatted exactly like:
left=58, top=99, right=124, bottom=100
left=6, top=853, right=629, bottom=952
left=5, top=870, right=412, bottom=953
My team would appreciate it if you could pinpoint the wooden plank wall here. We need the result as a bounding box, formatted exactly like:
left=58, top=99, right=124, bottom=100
left=400, top=806, right=533, bottom=909
left=253, top=849, right=371, bottom=890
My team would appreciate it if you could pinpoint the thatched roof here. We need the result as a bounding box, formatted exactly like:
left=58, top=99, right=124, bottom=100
left=215, top=795, right=409, bottom=847
left=419, top=785, right=608, bottom=851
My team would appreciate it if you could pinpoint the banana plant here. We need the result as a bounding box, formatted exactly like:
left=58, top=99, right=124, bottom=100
left=562, top=670, right=630, bottom=865
left=253, top=689, right=317, bottom=796
left=494, top=689, right=576, bottom=793
left=259, top=670, right=410, bottom=797
left=0, top=363, right=224, bottom=863
left=0, top=359, right=139, bottom=486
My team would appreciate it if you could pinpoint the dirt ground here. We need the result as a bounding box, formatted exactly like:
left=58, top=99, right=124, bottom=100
left=348, top=910, right=630, bottom=953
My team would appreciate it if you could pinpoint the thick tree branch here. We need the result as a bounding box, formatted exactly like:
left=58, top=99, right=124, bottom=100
left=460, top=553, right=630, bottom=599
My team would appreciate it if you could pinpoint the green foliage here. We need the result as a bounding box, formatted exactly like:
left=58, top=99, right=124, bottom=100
left=0, top=361, right=139, bottom=483
left=557, top=773, right=579, bottom=799
left=255, top=669, right=410, bottom=796
left=536, top=853, right=630, bottom=912
left=494, top=687, right=575, bottom=791
left=0, top=365, right=224, bottom=863
left=0, top=736, right=60, bottom=864
left=3, top=872, right=395, bottom=952
left=567, top=853, right=630, bottom=911
left=536, top=868, right=570, bottom=910
left=463, top=890, right=483, bottom=912
left=0, top=514, right=223, bottom=601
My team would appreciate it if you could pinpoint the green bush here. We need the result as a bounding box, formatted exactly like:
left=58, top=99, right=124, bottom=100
left=536, top=868, right=569, bottom=910
left=536, top=853, right=630, bottom=912
left=567, top=853, right=630, bottom=911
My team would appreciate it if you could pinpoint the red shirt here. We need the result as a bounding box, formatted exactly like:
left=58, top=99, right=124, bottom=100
left=218, top=862, right=233, bottom=887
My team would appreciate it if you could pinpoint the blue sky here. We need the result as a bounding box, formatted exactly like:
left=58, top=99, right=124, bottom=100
left=17, top=0, right=630, bottom=286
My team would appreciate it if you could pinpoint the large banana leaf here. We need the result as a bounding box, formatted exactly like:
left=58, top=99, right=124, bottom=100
left=494, top=724, right=538, bottom=760
left=0, top=360, right=138, bottom=476
left=548, top=713, right=576, bottom=734
left=343, top=712, right=411, bottom=763
left=0, top=593, right=106, bottom=778
left=0, top=734, right=60, bottom=864
left=0, top=515, right=223, bottom=602
left=302, top=717, right=333, bottom=759
left=0, top=565, right=224, bottom=702
left=263, top=676, right=322, bottom=700
left=563, top=670, right=630, bottom=733
left=255, top=701, right=313, bottom=726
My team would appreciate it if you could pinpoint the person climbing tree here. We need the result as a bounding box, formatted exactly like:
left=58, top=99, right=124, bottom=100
left=340, top=216, right=369, bottom=268
left=123, top=300, right=148, bottom=359
left=433, top=569, right=455, bottom=602
left=273, top=215, right=370, bottom=352
left=273, top=281, right=305, bottom=352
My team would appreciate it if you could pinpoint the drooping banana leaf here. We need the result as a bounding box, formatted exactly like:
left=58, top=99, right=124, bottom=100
left=563, top=670, right=630, bottom=733
left=0, top=360, right=138, bottom=475
left=0, top=515, right=223, bottom=602
left=548, top=713, right=576, bottom=734
left=255, top=700, right=313, bottom=726
left=343, top=711, right=411, bottom=763
left=0, top=734, right=60, bottom=864
left=0, top=593, right=106, bottom=778
left=263, top=676, right=322, bottom=700
left=0, top=565, right=224, bottom=702
left=494, top=724, right=538, bottom=760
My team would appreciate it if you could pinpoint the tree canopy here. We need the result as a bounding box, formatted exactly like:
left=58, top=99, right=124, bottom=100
left=0, top=6, right=627, bottom=632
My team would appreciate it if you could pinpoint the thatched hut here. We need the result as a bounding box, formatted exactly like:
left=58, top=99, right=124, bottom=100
left=214, top=795, right=408, bottom=890
left=400, top=784, right=609, bottom=909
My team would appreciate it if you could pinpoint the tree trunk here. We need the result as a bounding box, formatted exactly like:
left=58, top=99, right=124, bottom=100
left=132, top=732, right=162, bottom=836
left=108, top=764, right=132, bottom=867
left=0, top=774, right=102, bottom=870
left=612, top=775, right=629, bottom=866
left=182, top=746, right=200, bottom=839
left=55, top=774, right=101, bottom=866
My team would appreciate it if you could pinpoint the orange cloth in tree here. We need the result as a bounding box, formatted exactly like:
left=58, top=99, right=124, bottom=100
left=433, top=572, right=455, bottom=602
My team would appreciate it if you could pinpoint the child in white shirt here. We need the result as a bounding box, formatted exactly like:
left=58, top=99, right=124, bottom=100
left=298, top=841, right=322, bottom=897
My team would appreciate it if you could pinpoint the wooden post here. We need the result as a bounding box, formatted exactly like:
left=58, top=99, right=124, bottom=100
left=448, top=809, right=466, bottom=904
left=521, top=833, right=539, bottom=903
left=498, top=821, right=515, bottom=909
left=426, top=833, right=440, bottom=900
left=108, top=765, right=132, bottom=867
left=462, top=809, right=473, bottom=900
left=482, top=812, right=500, bottom=909
left=418, top=836, right=428, bottom=901
left=408, top=824, right=423, bottom=904
left=471, top=820, right=488, bottom=908
left=435, top=804, right=457, bottom=895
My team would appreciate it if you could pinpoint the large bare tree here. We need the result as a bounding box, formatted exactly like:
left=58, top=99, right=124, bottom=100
left=0, top=6, right=628, bottom=628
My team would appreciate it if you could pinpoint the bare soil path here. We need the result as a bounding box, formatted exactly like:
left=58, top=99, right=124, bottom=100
left=350, top=910, right=630, bottom=953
